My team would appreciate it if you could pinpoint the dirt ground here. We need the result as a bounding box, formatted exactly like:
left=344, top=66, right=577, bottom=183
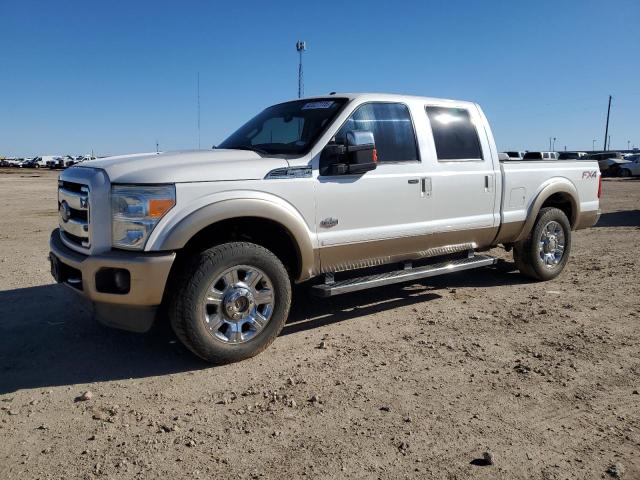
left=1, top=168, right=639, bottom=480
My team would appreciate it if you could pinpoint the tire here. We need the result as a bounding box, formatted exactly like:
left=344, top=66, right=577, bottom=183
left=513, top=207, right=572, bottom=281
left=169, top=242, right=291, bottom=364
left=620, top=169, right=631, bottom=178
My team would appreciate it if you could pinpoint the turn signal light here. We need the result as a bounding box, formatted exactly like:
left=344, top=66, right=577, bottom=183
left=372, top=148, right=378, bottom=163
left=149, top=198, right=175, bottom=218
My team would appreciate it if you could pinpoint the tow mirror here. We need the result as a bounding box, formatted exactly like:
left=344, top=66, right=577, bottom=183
left=345, top=130, right=377, bottom=174
left=320, top=130, right=378, bottom=176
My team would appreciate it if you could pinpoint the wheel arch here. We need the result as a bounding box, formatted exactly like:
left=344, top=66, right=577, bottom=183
left=150, top=197, right=317, bottom=282
left=514, top=180, right=579, bottom=243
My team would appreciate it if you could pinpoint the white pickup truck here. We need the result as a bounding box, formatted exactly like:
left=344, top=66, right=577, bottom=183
left=49, top=93, right=601, bottom=363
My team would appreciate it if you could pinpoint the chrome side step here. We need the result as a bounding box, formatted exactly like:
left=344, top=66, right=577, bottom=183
left=311, top=254, right=497, bottom=297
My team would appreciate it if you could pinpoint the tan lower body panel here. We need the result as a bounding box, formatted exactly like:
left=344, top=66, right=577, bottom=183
left=492, top=220, right=525, bottom=245
left=318, top=227, right=498, bottom=273
left=574, top=209, right=600, bottom=230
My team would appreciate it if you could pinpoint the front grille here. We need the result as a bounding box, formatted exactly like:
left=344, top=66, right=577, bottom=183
left=58, top=181, right=90, bottom=248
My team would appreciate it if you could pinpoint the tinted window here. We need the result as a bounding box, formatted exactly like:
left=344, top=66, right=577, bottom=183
left=558, top=152, right=579, bottom=160
left=335, top=103, right=418, bottom=162
left=523, top=152, right=542, bottom=160
left=506, top=151, right=521, bottom=158
left=426, top=107, right=483, bottom=160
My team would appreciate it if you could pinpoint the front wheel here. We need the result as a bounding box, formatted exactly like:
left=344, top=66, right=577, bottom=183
left=513, top=207, right=572, bottom=281
left=169, top=242, right=292, bottom=363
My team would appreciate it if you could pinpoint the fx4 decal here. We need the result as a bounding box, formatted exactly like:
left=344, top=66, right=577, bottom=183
left=582, top=171, right=598, bottom=179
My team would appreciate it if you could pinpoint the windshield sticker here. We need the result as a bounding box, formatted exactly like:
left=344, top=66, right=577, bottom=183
left=302, top=101, right=334, bottom=110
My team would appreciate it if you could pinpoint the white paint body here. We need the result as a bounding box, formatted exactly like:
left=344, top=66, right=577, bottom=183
left=67, top=93, right=601, bottom=280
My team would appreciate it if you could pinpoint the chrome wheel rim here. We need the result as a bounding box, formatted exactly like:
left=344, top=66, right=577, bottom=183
left=203, top=265, right=275, bottom=344
left=538, top=221, right=566, bottom=268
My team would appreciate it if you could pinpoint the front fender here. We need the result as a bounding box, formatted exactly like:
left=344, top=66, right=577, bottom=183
left=146, top=192, right=317, bottom=282
left=513, top=178, right=579, bottom=243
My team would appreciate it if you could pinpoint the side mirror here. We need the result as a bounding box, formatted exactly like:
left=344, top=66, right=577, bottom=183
left=345, top=130, right=377, bottom=174
left=319, top=130, right=377, bottom=176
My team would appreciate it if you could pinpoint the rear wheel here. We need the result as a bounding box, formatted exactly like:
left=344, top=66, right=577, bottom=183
left=169, top=242, right=292, bottom=363
left=513, top=207, right=571, bottom=281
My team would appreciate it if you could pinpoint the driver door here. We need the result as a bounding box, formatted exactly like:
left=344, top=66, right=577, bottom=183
left=315, top=102, right=430, bottom=272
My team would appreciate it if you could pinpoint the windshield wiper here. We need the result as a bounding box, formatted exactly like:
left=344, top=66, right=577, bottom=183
left=232, top=145, right=271, bottom=155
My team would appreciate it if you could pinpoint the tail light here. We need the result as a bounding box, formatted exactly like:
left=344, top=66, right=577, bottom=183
left=597, top=174, right=602, bottom=198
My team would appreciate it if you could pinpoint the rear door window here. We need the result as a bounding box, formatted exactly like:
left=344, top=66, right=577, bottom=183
left=426, top=106, right=483, bottom=161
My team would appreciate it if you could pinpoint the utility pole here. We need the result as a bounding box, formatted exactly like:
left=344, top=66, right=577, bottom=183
left=552, top=137, right=556, bottom=151
left=296, top=40, right=306, bottom=98
left=592, top=139, right=596, bottom=152
left=549, top=137, right=552, bottom=151
left=197, top=72, right=201, bottom=149
left=628, top=140, right=631, bottom=151
left=603, top=95, right=612, bottom=151
left=156, top=140, right=159, bottom=153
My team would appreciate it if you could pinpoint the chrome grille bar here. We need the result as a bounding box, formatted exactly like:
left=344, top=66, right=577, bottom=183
left=58, top=182, right=90, bottom=248
left=58, top=187, right=89, bottom=210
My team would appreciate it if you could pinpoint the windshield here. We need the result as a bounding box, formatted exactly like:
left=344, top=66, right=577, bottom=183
left=219, top=98, right=348, bottom=155
left=523, top=152, right=542, bottom=160
left=558, top=152, right=579, bottom=159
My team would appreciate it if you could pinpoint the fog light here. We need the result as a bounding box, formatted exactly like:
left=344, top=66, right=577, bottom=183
left=95, top=268, right=131, bottom=294
left=114, top=270, right=129, bottom=292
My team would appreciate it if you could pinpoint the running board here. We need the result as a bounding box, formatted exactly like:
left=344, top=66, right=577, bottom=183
left=311, top=255, right=497, bottom=297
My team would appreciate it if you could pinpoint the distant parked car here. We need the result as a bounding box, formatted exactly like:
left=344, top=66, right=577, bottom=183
left=32, top=156, right=58, bottom=168
left=18, top=158, right=37, bottom=168
left=523, top=151, right=559, bottom=160
left=585, top=152, right=628, bottom=176
left=618, top=154, right=640, bottom=177
left=503, top=151, right=527, bottom=160
left=4, top=157, right=23, bottom=167
left=46, top=157, right=65, bottom=169
left=558, top=152, right=588, bottom=160
left=62, top=155, right=77, bottom=168
left=74, top=155, right=96, bottom=164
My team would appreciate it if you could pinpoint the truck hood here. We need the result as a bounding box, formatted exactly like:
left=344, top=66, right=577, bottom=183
left=78, top=150, right=289, bottom=184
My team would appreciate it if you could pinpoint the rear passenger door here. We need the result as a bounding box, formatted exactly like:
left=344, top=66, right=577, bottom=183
left=422, top=104, right=499, bottom=245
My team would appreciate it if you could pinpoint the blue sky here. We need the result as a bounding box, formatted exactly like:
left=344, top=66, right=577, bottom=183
left=1, top=0, right=638, bottom=157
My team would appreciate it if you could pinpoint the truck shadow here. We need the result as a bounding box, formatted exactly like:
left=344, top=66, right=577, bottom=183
left=0, top=284, right=205, bottom=395
left=594, top=209, right=640, bottom=228
left=283, top=260, right=526, bottom=335
left=0, top=262, right=527, bottom=394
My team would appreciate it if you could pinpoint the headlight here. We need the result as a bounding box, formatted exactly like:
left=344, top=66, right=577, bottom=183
left=111, top=185, right=175, bottom=250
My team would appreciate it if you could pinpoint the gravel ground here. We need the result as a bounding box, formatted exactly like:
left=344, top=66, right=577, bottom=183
left=1, top=168, right=639, bottom=479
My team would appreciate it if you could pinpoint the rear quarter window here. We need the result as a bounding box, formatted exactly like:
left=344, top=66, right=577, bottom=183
left=426, top=106, right=483, bottom=161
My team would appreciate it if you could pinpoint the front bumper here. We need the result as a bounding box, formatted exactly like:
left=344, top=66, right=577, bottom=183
left=49, top=228, right=176, bottom=332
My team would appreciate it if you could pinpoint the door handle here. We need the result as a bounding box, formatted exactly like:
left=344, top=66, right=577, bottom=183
left=484, top=175, right=493, bottom=192
left=408, top=179, right=419, bottom=184
left=421, top=177, right=432, bottom=198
